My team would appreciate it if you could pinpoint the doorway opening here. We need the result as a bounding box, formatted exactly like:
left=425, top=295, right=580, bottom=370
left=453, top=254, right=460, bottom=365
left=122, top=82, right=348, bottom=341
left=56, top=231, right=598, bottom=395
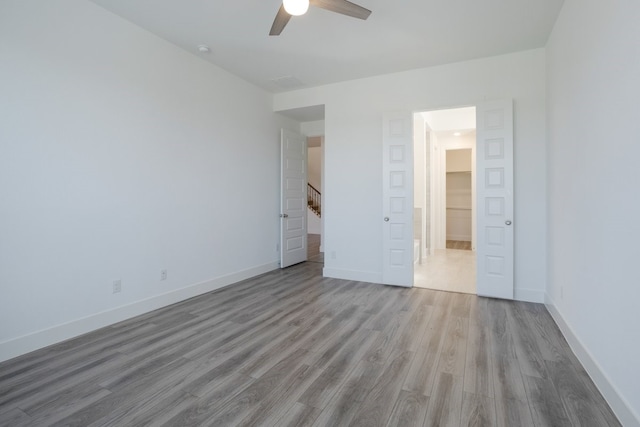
left=275, top=105, right=325, bottom=268
left=413, top=107, right=477, bottom=294
left=307, top=134, right=324, bottom=264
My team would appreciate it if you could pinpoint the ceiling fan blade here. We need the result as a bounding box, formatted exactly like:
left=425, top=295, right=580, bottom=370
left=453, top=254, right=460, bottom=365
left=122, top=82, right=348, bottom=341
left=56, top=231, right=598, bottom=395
left=310, top=0, right=372, bottom=20
left=269, top=4, right=291, bottom=36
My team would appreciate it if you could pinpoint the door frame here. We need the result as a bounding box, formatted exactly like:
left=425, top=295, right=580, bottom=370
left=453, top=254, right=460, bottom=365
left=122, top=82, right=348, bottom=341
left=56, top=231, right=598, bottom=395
left=305, top=134, right=325, bottom=254
left=434, top=139, right=476, bottom=251
left=408, top=101, right=513, bottom=298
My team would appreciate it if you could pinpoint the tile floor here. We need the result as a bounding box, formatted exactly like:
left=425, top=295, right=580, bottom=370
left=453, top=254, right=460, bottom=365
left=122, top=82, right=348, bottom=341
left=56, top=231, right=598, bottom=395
left=414, top=248, right=476, bottom=294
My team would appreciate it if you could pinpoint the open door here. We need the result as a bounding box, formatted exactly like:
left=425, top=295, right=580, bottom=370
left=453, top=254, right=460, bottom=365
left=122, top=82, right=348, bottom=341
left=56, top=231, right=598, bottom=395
left=280, top=129, right=308, bottom=268
left=382, top=112, right=414, bottom=286
left=475, top=100, right=514, bottom=299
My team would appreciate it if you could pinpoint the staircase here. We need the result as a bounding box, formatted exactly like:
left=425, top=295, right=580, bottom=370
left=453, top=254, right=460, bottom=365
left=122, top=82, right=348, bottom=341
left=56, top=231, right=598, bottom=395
left=307, top=183, right=321, bottom=217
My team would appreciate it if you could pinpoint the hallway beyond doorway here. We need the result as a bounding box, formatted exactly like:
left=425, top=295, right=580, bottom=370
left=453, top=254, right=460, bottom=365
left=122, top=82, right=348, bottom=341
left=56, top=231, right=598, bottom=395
left=307, top=233, right=323, bottom=264
left=446, top=240, right=472, bottom=250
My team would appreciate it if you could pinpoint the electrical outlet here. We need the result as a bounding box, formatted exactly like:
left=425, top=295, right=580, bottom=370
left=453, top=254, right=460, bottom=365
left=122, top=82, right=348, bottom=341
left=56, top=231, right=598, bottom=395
left=276, top=243, right=280, bottom=252
left=112, top=280, right=122, bottom=294
left=161, top=269, right=167, bottom=281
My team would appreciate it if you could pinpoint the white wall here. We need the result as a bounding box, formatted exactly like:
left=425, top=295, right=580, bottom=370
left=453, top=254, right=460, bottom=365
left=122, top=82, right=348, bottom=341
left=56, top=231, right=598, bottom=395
left=301, top=120, right=325, bottom=138
left=307, top=147, right=322, bottom=191
left=0, top=0, right=297, bottom=361
left=546, top=0, right=640, bottom=424
left=446, top=148, right=472, bottom=172
left=307, top=210, right=322, bottom=235
left=275, top=49, right=547, bottom=301
left=429, top=131, right=443, bottom=251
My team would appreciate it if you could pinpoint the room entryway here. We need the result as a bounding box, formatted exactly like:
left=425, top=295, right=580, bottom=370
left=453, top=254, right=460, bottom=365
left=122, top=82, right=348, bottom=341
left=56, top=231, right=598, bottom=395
left=306, top=133, right=324, bottom=265
left=382, top=100, right=513, bottom=298
left=412, top=107, right=477, bottom=294
left=277, top=105, right=326, bottom=270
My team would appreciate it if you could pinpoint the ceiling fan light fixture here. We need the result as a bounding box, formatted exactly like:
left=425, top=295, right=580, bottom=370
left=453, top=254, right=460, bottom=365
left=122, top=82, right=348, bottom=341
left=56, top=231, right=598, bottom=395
left=283, top=0, right=309, bottom=16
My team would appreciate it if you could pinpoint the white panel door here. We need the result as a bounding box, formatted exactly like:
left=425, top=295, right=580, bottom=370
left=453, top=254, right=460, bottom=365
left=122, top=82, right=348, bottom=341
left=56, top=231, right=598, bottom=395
left=382, top=112, right=414, bottom=287
left=476, top=100, right=514, bottom=299
left=281, top=129, right=308, bottom=268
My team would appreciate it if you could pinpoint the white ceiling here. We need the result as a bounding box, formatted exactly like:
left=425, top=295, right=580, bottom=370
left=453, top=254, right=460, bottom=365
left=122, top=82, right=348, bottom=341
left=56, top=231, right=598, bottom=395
left=89, top=0, right=563, bottom=94
left=422, top=107, right=476, bottom=132
left=277, top=104, right=326, bottom=122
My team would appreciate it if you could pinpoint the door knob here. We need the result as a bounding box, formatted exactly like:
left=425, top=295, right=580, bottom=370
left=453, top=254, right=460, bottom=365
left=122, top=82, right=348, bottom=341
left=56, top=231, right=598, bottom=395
left=505, top=220, right=512, bottom=226
left=281, top=214, right=289, bottom=218
left=384, top=217, right=390, bottom=222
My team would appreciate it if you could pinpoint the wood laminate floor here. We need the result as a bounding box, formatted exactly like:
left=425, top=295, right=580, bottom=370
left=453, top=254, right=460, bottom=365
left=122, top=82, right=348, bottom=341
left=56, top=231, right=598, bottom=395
left=0, top=262, right=620, bottom=426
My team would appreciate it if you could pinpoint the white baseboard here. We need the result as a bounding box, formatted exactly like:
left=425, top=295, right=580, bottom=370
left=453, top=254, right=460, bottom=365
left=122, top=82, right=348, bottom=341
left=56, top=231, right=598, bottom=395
left=545, top=296, right=640, bottom=427
left=446, top=234, right=472, bottom=241
left=323, top=267, right=382, bottom=284
left=514, top=287, right=545, bottom=303
left=0, top=261, right=280, bottom=363
left=324, top=268, right=545, bottom=303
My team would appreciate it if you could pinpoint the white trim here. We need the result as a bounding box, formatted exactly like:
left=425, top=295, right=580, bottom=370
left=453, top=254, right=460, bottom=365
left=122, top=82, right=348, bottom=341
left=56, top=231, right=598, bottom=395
left=0, top=262, right=279, bottom=363
left=545, top=296, right=640, bottom=427
left=323, top=267, right=382, bottom=285
left=446, top=233, right=472, bottom=242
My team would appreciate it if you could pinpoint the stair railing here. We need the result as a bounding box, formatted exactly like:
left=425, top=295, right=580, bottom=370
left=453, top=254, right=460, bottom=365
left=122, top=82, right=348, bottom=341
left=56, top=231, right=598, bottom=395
left=307, top=183, right=321, bottom=217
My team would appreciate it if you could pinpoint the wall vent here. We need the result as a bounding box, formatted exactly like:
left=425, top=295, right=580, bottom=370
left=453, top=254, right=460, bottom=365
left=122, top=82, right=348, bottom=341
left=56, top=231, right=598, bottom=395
left=270, top=75, right=305, bottom=90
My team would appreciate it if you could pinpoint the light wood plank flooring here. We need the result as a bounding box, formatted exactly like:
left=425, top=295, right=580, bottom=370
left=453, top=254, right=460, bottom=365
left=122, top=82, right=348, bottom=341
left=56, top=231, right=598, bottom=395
left=0, top=262, right=620, bottom=426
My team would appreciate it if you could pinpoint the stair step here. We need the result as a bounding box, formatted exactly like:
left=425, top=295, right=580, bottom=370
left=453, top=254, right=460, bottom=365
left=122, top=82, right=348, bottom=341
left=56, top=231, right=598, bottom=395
left=307, top=205, right=321, bottom=217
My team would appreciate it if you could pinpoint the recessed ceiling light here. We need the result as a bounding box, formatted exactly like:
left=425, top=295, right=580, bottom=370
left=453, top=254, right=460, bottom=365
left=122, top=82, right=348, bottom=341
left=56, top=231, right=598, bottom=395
left=197, top=44, right=211, bottom=53
left=454, top=132, right=461, bottom=137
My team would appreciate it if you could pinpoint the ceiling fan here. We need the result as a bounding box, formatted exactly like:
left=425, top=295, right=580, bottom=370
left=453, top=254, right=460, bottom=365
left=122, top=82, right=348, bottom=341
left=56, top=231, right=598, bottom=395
left=270, top=0, right=372, bottom=36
